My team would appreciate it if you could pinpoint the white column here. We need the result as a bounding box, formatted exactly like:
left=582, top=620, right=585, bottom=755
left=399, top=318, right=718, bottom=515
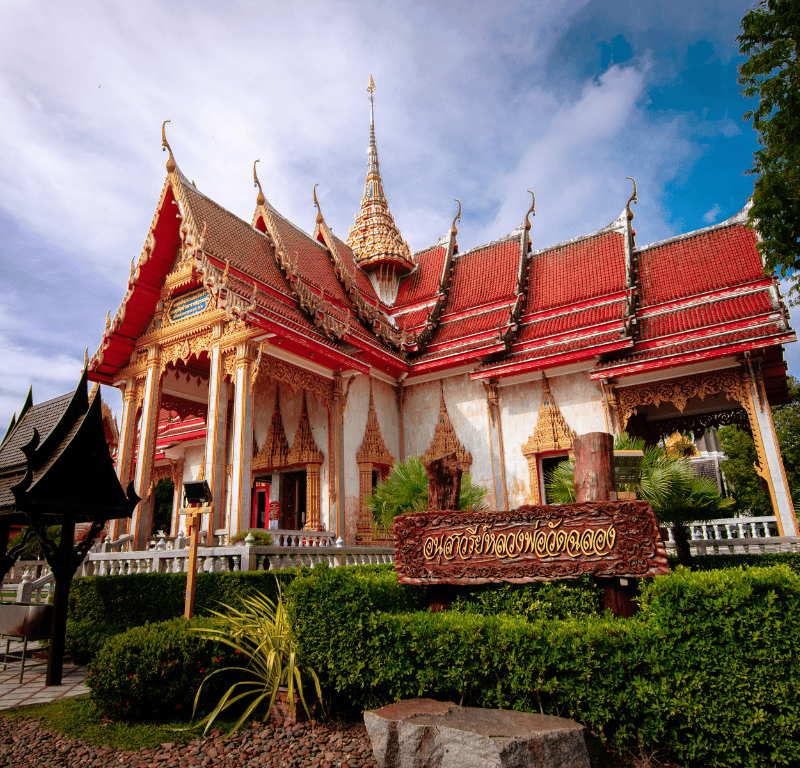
left=749, top=374, right=798, bottom=536
left=204, top=324, right=228, bottom=542
left=132, top=345, right=162, bottom=551
left=229, top=341, right=255, bottom=538
left=112, top=378, right=138, bottom=540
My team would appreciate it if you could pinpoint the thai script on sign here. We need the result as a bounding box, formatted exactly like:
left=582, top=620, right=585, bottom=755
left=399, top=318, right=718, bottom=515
left=422, top=519, right=617, bottom=563
left=169, top=288, right=208, bottom=322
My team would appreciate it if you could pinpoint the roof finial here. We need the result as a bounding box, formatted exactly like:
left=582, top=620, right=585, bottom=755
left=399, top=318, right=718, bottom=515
left=254, top=160, right=266, bottom=207
left=105, top=311, right=111, bottom=333
left=451, top=199, right=462, bottom=237
left=161, top=120, right=177, bottom=173
left=84, top=348, right=90, bottom=370
left=524, top=190, right=536, bottom=231
left=625, top=176, right=637, bottom=221
left=313, top=183, right=324, bottom=225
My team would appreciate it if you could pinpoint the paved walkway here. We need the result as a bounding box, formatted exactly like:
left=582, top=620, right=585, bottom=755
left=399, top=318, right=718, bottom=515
left=0, top=640, right=88, bottom=711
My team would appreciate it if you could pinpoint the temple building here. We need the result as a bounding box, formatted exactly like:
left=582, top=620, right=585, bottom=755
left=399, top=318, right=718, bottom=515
left=87, top=79, right=799, bottom=549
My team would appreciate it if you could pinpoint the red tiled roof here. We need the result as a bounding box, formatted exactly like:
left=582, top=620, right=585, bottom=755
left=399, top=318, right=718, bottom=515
left=429, top=308, right=509, bottom=347
left=527, top=232, right=625, bottom=312
left=638, top=291, right=775, bottom=340
left=395, top=246, right=448, bottom=307
left=637, top=225, right=763, bottom=306
left=393, top=306, right=433, bottom=331
left=596, top=323, right=785, bottom=370
left=266, top=208, right=353, bottom=307
left=414, top=337, right=504, bottom=365
left=516, top=300, right=625, bottom=345
left=328, top=231, right=378, bottom=301
left=183, top=186, right=293, bottom=296
left=447, top=239, right=520, bottom=314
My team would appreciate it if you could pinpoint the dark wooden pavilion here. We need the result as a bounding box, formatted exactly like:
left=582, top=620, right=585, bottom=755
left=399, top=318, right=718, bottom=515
left=0, top=370, right=139, bottom=684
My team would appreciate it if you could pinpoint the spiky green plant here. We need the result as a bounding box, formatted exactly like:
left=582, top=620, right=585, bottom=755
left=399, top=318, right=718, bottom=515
left=190, top=588, right=321, bottom=735
left=367, top=455, right=488, bottom=529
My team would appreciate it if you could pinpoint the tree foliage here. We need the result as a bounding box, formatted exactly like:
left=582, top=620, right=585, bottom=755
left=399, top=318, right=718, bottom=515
left=720, top=376, right=800, bottom=512
left=367, top=455, right=488, bottom=529
left=738, top=0, right=800, bottom=301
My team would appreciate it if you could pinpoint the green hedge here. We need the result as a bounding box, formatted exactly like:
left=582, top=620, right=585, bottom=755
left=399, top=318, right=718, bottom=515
left=288, top=565, right=800, bottom=768
left=682, top=550, right=800, bottom=575
left=86, top=617, right=242, bottom=721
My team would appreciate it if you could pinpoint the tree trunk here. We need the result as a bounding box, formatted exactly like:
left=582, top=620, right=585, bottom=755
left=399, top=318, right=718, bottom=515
left=671, top=523, right=694, bottom=569
left=573, top=432, right=615, bottom=502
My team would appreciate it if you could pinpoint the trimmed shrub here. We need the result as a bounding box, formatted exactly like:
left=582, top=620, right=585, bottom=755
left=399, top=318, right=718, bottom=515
left=680, top=550, right=800, bottom=575
left=288, top=565, right=800, bottom=767
left=86, top=617, right=242, bottom=721
left=449, top=575, right=602, bottom=620
left=64, top=620, right=132, bottom=660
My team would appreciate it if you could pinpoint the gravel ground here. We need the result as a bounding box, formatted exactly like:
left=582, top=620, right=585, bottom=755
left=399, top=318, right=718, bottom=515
left=0, top=717, right=378, bottom=768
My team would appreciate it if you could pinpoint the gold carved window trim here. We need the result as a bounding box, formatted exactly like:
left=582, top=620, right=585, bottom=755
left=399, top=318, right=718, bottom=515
left=249, top=348, right=333, bottom=406
left=424, top=384, right=473, bottom=470
left=287, top=391, right=324, bottom=466
left=521, top=374, right=575, bottom=504
left=356, top=382, right=395, bottom=466
left=616, top=369, right=750, bottom=432
left=253, top=388, right=291, bottom=471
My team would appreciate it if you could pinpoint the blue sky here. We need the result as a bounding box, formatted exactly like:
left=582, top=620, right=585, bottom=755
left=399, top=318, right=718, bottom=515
left=0, top=0, right=795, bottom=426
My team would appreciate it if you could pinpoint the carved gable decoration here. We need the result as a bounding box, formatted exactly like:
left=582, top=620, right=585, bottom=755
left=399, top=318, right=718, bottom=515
left=357, top=383, right=395, bottom=466
left=522, top=375, right=575, bottom=457
left=287, top=391, right=324, bottom=466
left=253, top=388, right=291, bottom=470
left=424, top=386, right=473, bottom=470
left=251, top=350, right=333, bottom=406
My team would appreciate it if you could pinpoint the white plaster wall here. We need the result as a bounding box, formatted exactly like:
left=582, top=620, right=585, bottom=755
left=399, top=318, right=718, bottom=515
left=498, top=371, right=609, bottom=508
left=251, top=380, right=330, bottom=531
left=403, top=374, right=495, bottom=506
left=340, top=376, right=401, bottom=543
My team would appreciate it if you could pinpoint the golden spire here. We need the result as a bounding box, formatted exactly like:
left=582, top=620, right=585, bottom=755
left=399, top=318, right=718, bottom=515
left=346, top=75, right=413, bottom=275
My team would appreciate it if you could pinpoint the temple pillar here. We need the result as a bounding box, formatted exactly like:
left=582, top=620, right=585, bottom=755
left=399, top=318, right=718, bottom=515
left=229, top=341, right=255, bottom=538
left=204, top=323, right=228, bottom=541
left=132, top=345, right=162, bottom=551
left=111, top=378, right=138, bottom=540
left=357, top=461, right=373, bottom=543
left=170, top=457, right=185, bottom=536
left=483, top=380, right=508, bottom=510
left=744, top=366, right=798, bottom=536
left=305, top=463, right=323, bottom=531
left=332, top=372, right=345, bottom=545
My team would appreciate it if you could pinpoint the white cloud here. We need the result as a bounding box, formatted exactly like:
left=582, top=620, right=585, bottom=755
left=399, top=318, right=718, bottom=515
left=703, top=203, right=722, bottom=223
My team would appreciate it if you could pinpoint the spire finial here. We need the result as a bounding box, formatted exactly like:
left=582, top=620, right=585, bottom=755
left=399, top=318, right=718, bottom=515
left=625, top=176, right=637, bottom=220
left=84, top=348, right=90, bottom=370
left=313, top=183, right=324, bottom=224
left=254, top=160, right=265, bottom=207
left=451, top=199, right=462, bottom=237
left=524, top=190, right=536, bottom=231
left=161, top=120, right=176, bottom=173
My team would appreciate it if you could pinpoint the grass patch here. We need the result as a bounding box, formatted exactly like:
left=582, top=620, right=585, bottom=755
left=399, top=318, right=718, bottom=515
left=1, top=695, right=242, bottom=751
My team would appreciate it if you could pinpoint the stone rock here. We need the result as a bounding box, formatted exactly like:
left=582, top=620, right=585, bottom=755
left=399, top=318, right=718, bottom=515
left=364, top=699, right=597, bottom=768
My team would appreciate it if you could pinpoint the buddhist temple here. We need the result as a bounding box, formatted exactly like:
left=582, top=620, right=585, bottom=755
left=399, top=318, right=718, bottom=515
left=87, top=78, right=799, bottom=548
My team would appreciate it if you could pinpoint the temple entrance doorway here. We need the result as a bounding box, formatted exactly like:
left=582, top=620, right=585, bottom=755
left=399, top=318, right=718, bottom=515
left=251, top=479, right=271, bottom=530
left=280, top=471, right=307, bottom=530
left=540, top=454, right=569, bottom=504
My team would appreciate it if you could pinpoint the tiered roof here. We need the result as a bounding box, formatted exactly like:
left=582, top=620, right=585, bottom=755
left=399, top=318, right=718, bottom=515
left=88, top=122, right=795, bottom=406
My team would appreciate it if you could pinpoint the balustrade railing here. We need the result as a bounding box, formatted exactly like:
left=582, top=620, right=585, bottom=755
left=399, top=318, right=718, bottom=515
left=663, top=517, right=780, bottom=543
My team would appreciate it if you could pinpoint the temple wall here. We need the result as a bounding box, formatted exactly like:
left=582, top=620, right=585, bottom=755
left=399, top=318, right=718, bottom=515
left=499, top=371, right=608, bottom=508
left=403, top=374, right=495, bottom=505
left=343, top=376, right=368, bottom=544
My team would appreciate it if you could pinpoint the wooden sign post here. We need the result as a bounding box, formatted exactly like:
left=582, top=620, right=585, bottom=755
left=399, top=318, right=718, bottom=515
left=180, top=505, right=209, bottom=619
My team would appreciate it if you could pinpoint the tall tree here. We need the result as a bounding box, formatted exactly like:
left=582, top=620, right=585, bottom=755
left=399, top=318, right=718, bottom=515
left=738, top=0, right=800, bottom=302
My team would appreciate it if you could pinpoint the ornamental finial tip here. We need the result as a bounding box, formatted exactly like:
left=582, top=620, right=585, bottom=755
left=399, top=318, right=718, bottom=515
left=253, top=159, right=265, bottom=207
left=161, top=120, right=176, bottom=173
left=313, top=183, right=324, bottom=225
left=451, top=199, right=462, bottom=237
left=525, top=190, right=536, bottom=231
left=368, top=73, right=375, bottom=93
left=625, top=176, right=637, bottom=220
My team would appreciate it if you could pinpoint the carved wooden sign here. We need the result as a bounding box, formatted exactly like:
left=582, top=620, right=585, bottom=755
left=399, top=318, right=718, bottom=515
left=393, top=501, right=669, bottom=585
